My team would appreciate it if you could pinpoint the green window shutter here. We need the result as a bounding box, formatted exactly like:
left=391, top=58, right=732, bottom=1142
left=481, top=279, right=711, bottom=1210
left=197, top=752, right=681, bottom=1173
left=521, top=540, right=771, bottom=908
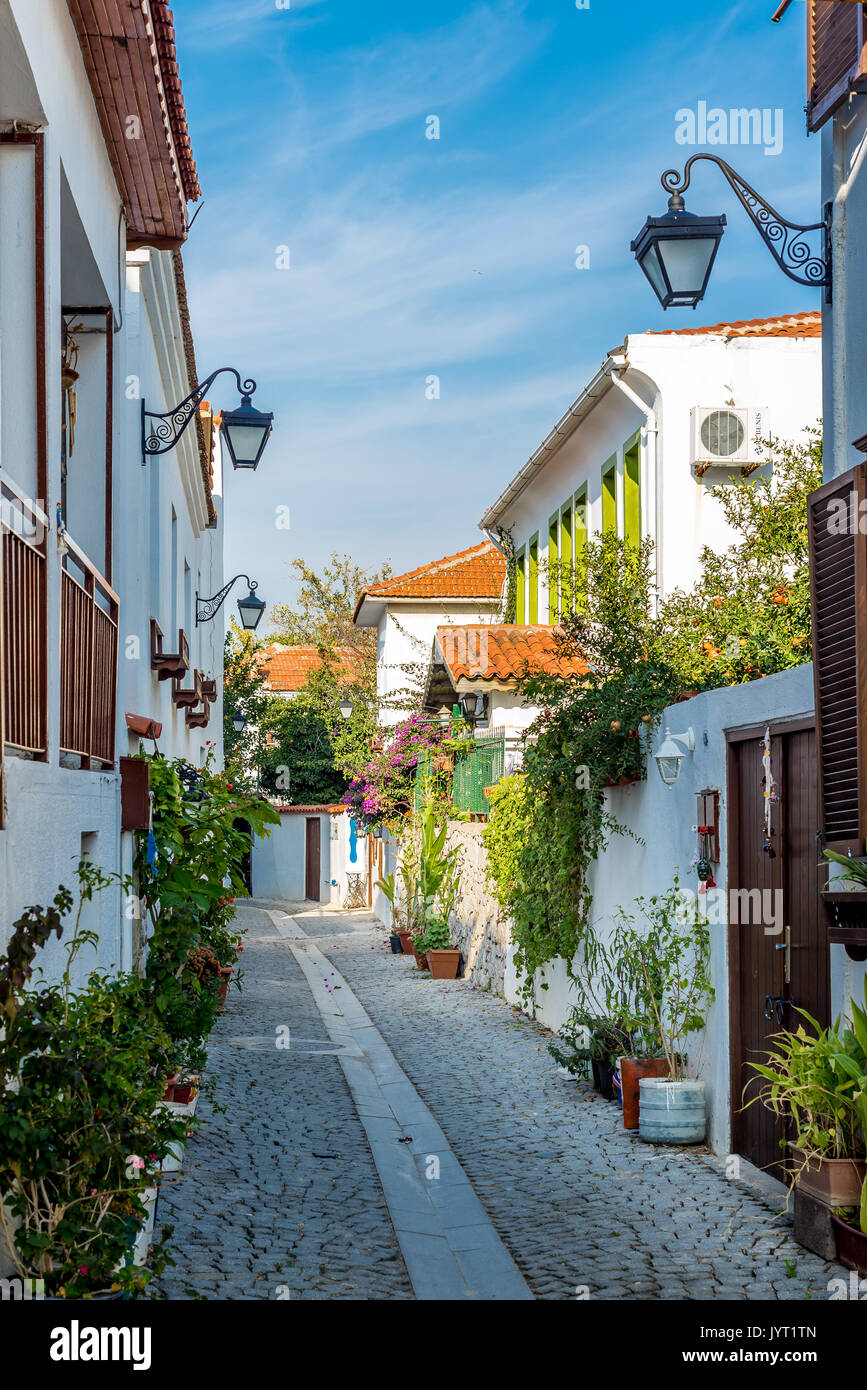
left=515, top=547, right=526, bottom=624
left=528, top=534, right=539, bottom=623
left=624, top=431, right=641, bottom=548
left=548, top=514, right=559, bottom=621
left=602, top=457, right=617, bottom=535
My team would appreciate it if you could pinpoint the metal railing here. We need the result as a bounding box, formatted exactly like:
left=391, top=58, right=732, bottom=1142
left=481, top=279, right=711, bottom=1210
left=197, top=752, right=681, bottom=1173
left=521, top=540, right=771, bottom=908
left=452, top=728, right=506, bottom=816
left=1, top=475, right=48, bottom=756
left=60, top=531, right=119, bottom=766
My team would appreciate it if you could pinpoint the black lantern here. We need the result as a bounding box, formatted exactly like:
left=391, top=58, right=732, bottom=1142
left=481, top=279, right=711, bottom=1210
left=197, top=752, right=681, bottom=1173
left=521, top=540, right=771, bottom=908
left=631, top=198, right=726, bottom=310
left=338, top=694, right=354, bottom=720
left=459, top=692, right=487, bottom=724
left=232, top=711, right=247, bottom=734
left=632, top=155, right=831, bottom=310
left=237, top=586, right=266, bottom=630
left=197, top=573, right=265, bottom=629
left=220, top=394, right=274, bottom=471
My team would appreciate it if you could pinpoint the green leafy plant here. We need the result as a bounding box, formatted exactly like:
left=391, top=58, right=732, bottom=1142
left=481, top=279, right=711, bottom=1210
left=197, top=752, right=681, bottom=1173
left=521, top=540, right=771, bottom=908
left=608, top=879, right=714, bottom=1079
left=823, top=849, right=867, bottom=889
left=747, top=977, right=867, bottom=1233
left=0, top=874, right=185, bottom=1298
left=547, top=1010, right=632, bottom=1074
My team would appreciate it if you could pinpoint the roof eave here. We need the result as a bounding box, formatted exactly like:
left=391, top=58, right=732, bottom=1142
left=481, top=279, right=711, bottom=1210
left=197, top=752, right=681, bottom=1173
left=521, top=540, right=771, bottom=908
left=478, top=357, right=617, bottom=531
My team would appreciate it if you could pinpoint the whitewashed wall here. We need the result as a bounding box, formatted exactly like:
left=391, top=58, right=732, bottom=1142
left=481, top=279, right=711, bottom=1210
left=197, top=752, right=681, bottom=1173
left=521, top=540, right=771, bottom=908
left=498, top=330, right=821, bottom=617
left=252, top=809, right=353, bottom=906
left=361, top=599, right=501, bottom=726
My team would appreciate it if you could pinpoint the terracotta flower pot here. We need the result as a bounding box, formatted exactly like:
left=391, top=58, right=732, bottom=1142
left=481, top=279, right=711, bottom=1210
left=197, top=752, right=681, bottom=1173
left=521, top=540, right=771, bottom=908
left=794, top=1152, right=867, bottom=1206
left=427, top=949, right=461, bottom=979
left=832, top=1216, right=867, bottom=1276
left=414, top=949, right=429, bottom=971
left=619, top=1057, right=669, bottom=1130
left=397, top=930, right=414, bottom=955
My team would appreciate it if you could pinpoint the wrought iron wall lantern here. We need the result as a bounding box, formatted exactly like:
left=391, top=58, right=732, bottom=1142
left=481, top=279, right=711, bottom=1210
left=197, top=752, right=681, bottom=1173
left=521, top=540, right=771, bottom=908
left=141, top=367, right=274, bottom=468
left=631, top=154, right=832, bottom=310
left=196, top=574, right=265, bottom=630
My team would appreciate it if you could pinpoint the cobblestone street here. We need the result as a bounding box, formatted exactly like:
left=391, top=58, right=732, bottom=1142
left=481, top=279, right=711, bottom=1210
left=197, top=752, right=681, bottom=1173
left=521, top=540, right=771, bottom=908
left=159, top=902, right=841, bottom=1301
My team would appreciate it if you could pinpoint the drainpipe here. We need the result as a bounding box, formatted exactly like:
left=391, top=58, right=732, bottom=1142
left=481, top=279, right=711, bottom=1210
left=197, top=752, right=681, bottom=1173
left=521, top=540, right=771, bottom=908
left=609, top=362, right=661, bottom=599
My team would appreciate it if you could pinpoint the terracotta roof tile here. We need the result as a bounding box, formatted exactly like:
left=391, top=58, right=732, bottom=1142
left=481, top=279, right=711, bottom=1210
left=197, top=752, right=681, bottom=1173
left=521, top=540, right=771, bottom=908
left=271, top=803, right=347, bottom=814
left=647, top=310, right=821, bottom=339
left=437, top=625, right=589, bottom=684
left=260, top=646, right=358, bottom=692
left=358, top=542, right=505, bottom=607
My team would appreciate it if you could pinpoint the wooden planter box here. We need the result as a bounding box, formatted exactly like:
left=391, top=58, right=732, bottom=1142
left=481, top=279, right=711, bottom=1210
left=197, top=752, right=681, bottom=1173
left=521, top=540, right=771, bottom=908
left=821, top=891, right=867, bottom=960
left=795, top=1151, right=867, bottom=1206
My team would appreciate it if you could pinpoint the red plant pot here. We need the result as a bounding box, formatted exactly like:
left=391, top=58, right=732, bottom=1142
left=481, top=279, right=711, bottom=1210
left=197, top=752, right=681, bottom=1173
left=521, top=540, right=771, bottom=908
left=620, top=1057, right=669, bottom=1130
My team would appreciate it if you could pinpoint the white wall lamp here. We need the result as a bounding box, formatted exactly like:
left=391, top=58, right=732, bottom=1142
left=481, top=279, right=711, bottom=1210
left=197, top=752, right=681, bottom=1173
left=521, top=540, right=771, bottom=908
left=654, top=726, right=695, bottom=788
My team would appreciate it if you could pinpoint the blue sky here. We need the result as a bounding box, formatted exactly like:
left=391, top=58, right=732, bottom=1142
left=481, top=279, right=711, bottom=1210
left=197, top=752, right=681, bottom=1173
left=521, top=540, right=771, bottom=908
left=173, top=0, right=819, bottom=625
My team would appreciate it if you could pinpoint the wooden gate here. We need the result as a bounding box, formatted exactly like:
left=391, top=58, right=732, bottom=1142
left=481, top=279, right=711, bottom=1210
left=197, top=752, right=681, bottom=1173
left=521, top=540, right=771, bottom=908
left=305, top=817, right=321, bottom=901
left=727, top=719, right=830, bottom=1176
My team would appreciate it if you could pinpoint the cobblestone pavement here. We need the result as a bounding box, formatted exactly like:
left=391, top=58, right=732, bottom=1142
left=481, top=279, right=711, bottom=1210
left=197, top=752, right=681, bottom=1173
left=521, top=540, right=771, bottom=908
left=297, top=907, right=840, bottom=1302
left=155, top=906, right=413, bottom=1300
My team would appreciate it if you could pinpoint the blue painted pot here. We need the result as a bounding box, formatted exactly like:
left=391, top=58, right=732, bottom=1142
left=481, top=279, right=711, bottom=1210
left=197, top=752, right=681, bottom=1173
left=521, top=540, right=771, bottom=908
left=638, top=1078, right=706, bottom=1145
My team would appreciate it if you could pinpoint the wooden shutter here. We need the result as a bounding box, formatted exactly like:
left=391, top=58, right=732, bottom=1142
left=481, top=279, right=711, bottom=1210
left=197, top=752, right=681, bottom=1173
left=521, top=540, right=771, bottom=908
left=807, top=1, right=867, bottom=132
left=807, top=463, right=867, bottom=853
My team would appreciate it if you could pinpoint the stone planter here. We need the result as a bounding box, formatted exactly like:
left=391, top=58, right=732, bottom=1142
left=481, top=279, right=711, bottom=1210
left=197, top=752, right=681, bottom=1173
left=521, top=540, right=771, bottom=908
left=619, top=1057, right=669, bottom=1130
left=427, top=949, right=461, bottom=979
left=794, top=1152, right=867, bottom=1206
left=638, top=1078, right=707, bottom=1145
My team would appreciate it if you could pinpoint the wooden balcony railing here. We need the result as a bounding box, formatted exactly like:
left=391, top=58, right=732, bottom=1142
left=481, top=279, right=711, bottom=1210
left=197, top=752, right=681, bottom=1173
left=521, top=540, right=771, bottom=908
left=1, top=475, right=48, bottom=756
left=60, top=531, right=119, bottom=767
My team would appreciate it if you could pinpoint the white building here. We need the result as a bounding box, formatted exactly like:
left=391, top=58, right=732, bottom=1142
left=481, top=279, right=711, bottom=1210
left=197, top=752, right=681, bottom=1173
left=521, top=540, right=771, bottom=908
left=479, top=311, right=821, bottom=621
left=0, top=0, right=227, bottom=985
left=353, top=542, right=506, bottom=725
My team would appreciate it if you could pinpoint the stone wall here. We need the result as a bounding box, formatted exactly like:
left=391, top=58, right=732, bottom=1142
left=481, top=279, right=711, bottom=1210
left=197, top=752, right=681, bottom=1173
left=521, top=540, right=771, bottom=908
left=445, top=822, right=511, bottom=993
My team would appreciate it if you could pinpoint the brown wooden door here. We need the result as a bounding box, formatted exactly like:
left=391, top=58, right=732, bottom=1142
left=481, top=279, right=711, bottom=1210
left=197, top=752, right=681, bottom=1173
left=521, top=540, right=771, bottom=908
left=728, top=722, right=829, bottom=1176
left=305, top=817, right=320, bottom=901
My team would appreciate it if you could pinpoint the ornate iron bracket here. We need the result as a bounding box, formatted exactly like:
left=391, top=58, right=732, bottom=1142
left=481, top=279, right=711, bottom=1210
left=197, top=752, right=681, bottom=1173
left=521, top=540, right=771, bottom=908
left=141, top=367, right=258, bottom=461
left=661, top=154, right=831, bottom=300
left=196, top=574, right=257, bottom=626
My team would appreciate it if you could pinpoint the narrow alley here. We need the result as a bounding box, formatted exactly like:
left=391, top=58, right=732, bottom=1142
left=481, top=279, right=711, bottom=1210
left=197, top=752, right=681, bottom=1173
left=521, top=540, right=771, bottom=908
left=158, top=903, right=838, bottom=1302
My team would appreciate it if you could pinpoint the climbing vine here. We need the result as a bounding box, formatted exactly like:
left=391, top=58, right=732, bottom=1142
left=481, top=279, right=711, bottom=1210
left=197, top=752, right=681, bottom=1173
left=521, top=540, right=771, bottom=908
left=484, top=534, right=682, bottom=1000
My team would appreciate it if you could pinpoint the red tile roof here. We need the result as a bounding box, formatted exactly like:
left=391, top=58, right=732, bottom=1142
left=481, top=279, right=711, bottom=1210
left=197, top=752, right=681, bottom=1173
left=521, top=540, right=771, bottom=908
left=151, top=3, right=201, bottom=203
left=437, top=625, right=589, bottom=685
left=260, top=646, right=358, bottom=692
left=356, top=543, right=505, bottom=615
left=271, top=804, right=347, bottom=814
left=648, top=310, right=821, bottom=339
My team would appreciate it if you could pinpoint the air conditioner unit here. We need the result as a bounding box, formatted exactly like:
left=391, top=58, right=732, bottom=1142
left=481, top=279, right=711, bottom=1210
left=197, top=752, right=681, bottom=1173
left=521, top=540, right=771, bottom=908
left=689, top=406, right=769, bottom=474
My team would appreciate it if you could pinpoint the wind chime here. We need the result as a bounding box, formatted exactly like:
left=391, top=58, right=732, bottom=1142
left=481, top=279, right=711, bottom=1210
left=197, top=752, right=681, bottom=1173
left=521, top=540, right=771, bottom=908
left=61, top=318, right=82, bottom=520
left=761, top=724, right=778, bottom=858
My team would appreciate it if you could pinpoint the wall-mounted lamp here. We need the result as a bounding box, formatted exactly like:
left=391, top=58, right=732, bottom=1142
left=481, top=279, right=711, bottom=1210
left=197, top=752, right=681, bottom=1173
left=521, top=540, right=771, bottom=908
left=142, top=367, right=274, bottom=467
left=232, top=711, right=248, bottom=734
left=338, top=695, right=354, bottom=720
left=632, top=154, right=831, bottom=310
left=459, top=692, right=488, bottom=725
left=654, top=727, right=695, bottom=788
left=196, top=574, right=265, bottom=630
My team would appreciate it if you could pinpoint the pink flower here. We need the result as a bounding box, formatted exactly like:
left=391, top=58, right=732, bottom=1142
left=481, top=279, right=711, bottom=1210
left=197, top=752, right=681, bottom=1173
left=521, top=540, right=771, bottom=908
left=78, top=1266, right=88, bottom=1275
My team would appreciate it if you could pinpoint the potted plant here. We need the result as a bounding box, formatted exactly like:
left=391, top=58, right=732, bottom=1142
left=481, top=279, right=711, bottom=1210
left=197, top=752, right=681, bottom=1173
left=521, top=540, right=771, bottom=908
left=421, top=916, right=462, bottom=979
left=609, top=879, right=715, bottom=1143
left=548, top=1010, right=628, bottom=1100
left=748, top=977, right=867, bottom=1266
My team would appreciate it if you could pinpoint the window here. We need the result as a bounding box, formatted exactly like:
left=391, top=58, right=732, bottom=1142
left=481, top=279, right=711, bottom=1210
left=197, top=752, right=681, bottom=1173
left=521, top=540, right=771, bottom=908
left=548, top=513, right=559, bottom=620
left=573, top=484, right=588, bottom=608
left=623, top=430, right=641, bottom=548
left=528, top=534, right=539, bottom=623
left=602, top=457, right=617, bottom=535
left=515, top=546, right=526, bottom=624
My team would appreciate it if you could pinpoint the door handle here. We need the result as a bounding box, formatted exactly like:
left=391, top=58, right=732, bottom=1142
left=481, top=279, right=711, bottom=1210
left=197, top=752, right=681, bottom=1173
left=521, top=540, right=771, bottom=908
left=774, top=924, right=791, bottom=984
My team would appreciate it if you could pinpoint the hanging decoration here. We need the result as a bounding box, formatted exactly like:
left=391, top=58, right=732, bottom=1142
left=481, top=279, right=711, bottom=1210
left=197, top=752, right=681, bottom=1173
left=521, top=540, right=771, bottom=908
left=692, top=822, right=717, bottom=893
left=761, top=725, right=778, bottom=858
